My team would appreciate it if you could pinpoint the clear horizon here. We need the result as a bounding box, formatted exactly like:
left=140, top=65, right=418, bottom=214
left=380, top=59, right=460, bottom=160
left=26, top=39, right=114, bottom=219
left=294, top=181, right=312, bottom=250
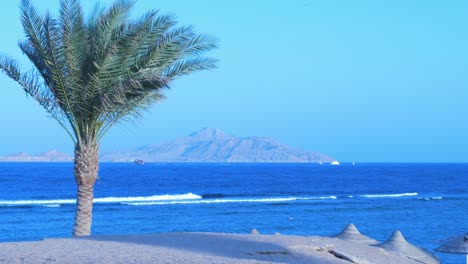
left=0, top=0, right=467, bottom=162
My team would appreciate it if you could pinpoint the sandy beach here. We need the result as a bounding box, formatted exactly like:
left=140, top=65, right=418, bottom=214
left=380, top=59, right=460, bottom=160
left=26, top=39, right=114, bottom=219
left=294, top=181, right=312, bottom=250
left=0, top=232, right=427, bottom=264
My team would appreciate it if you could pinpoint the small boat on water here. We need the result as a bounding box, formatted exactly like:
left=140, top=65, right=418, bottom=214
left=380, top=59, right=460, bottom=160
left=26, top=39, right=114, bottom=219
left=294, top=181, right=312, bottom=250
left=134, top=159, right=144, bottom=165
left=330, top=161, right=340, bottom=166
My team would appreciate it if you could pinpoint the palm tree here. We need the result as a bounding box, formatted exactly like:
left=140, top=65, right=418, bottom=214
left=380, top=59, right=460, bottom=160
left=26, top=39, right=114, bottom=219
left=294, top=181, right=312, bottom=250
left=0, top=0, right=217, bottom=236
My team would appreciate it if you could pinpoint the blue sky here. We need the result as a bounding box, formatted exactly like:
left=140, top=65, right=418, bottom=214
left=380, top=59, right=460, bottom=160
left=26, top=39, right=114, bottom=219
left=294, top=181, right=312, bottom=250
left=0, top=0, right=467, bottom=162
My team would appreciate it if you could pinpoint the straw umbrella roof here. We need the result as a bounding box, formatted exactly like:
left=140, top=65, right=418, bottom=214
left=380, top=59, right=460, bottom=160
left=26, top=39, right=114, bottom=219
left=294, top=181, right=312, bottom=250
left=333, top=223, right=379, bottom=245
left=250, top=229, right=260, bottom=235
left=376, top=230, right=439, bottom=264
left=436, top=234, right=468, bottom=254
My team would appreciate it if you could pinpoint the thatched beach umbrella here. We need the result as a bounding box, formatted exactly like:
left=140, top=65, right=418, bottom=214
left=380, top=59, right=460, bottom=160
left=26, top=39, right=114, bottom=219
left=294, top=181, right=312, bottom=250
left=435, top=233, right=468, bottom=264
left=376, top=230, right=439, bottom=264
left=250, top=229, right=260, bottom=235
left=333, top=223, right=379, bottom=245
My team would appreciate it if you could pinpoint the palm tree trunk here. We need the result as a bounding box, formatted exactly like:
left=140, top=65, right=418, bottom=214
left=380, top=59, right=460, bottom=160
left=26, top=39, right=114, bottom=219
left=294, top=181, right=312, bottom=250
left=73, top=143, right=99, bottom=236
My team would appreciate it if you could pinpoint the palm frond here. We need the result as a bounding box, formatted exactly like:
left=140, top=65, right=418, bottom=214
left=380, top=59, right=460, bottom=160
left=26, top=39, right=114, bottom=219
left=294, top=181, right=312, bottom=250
left=85, top=10, right=164, bottom=97
left=59, top=0, right=88, bottom=85
left=4, top=0, right=218, bottom=145
left=88, top=0, right=135, bottom=59
left=0, top=55, right=76, bottom=142
left=163, top=57, right=218, bottom=79
left=97, top=91, right=166, bottom=140
left=19, top=0, right=85, bottom=141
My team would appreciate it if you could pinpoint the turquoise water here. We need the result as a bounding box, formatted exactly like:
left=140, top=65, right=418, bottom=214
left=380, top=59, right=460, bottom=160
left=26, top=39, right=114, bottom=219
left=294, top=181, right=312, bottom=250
left=0, top=163, right=467, bottom=263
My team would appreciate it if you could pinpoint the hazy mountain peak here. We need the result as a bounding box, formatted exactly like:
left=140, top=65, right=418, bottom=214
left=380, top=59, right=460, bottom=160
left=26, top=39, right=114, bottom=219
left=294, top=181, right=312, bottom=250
left=10, top=152, right=30, bottom=157
left=101, top=128, right=334, bottom=163
left=40, top=150, right=59, bottom=156
left=189, top=128, right=230, bottom=139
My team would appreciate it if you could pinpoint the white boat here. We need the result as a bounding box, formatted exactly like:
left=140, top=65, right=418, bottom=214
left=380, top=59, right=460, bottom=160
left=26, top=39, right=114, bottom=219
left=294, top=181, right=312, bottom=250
left=330, top=161, right=340, bottom=166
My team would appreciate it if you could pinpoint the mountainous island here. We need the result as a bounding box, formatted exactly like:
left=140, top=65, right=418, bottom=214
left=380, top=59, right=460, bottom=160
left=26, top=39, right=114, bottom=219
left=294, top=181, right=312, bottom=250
left=0, top=150, right=73, bottom=162
left=0, top=128, right=334, bottom=163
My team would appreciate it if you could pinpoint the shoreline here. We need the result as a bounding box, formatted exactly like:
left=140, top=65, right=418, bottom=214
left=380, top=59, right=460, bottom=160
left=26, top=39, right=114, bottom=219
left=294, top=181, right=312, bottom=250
left=0, top=232, right=425, bottom=264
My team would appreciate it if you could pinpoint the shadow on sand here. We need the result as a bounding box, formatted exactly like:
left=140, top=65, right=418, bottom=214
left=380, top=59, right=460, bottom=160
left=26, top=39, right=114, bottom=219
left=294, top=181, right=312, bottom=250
left=79, top=232, right=332, bottom=263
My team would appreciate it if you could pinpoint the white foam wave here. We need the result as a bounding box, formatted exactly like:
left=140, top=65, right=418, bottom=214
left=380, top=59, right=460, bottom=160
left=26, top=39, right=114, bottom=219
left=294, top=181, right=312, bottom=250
left=125, top=196, right=337, bottom=206
left=360, top=192, right=418, bottom=198
left=0, top=193, right=201, bottom=207
left=0, top=199, right=75, bottom=206
left=418, top=197, right=443, bottom=201
left=43, top=204, right=61, bottom=208
left=94, top=193, right=201, bottom=203
left=0, top=193, right=341, bottom=207
left=305, top=196, right=337, bottom=200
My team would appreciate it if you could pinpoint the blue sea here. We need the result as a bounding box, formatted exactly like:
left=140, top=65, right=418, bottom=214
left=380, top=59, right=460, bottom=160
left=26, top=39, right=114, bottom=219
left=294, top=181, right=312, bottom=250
left=0, top=163, right=467, bottom=263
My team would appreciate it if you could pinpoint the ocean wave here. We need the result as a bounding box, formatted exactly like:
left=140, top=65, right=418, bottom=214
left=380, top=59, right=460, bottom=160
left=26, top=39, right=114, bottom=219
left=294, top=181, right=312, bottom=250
left=0, top=192, right=425, bottom=207
left=125, top=196, right=337, bottom=206
left=201, top=193, right=228, bottom=199
left=304, top=196, right=337, bottom=200
left=0, top=199, right=76, bottom=206
left=0, top=193, right=201, bottom=207
left=44, top=204, right=61, bottom=208
left=360, top=192, right=418, bottom=198
left=94, top=193, right=201, bottom=203
left=417, top=197, right=443, bottom=201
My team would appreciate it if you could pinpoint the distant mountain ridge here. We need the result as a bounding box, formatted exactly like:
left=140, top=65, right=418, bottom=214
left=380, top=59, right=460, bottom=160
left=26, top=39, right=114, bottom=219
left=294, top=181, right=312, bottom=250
left=0, top=150, right=73, bottom=162
left=0, top=128, right=334, bottom=163
left=101, top=128, right=334, bottom=163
